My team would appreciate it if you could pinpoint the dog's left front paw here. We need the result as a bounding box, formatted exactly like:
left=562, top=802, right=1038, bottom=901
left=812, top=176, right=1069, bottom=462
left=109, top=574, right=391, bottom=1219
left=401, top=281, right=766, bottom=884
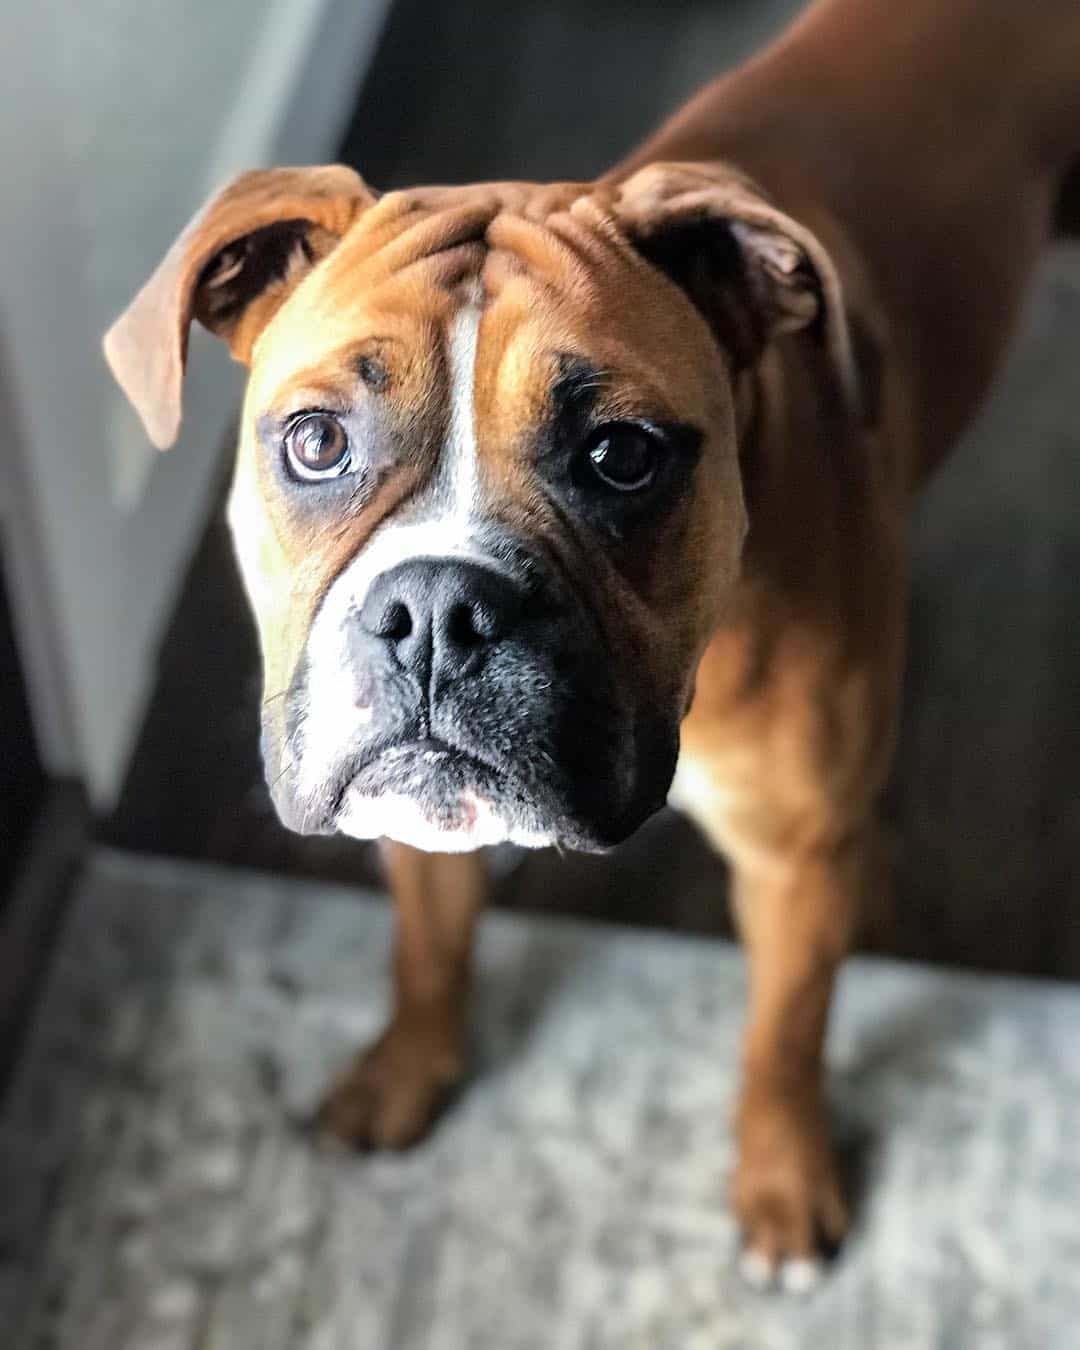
left=732, top=1078, right=849, bottom=1293
left=315, top=1010, right=466, bottom=1150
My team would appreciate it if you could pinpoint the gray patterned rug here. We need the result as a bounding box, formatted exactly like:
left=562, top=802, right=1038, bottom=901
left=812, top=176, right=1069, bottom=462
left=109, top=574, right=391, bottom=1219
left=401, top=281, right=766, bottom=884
left=3, top=850, right=1079, bottom=1349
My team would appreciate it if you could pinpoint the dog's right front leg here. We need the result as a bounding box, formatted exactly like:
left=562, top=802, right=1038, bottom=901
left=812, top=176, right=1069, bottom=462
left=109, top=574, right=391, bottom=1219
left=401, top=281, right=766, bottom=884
left=318, top=841, right=487, bottom=1149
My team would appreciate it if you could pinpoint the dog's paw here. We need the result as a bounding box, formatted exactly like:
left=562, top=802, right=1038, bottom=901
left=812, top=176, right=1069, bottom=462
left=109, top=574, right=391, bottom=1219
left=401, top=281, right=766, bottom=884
left=732, top=1079, right=848, bottom=1293
left=315, top=1012, right=466, bottom=1150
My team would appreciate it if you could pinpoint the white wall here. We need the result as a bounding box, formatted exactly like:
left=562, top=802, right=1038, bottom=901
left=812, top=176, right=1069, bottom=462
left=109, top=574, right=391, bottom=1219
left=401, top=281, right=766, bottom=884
left=0, top=0, right=390, bottom=806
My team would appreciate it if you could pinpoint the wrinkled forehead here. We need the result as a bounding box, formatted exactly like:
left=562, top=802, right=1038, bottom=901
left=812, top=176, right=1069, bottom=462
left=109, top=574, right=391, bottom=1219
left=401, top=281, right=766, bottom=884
left=249, top=182, right=726, bottom=424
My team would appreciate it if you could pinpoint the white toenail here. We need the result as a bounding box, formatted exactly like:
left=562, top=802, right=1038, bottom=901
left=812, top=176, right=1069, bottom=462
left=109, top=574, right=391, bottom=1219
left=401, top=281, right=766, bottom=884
left=739, top=1248, right=776, bottom=1289
left=781, top=1258, right=823, bottom=1295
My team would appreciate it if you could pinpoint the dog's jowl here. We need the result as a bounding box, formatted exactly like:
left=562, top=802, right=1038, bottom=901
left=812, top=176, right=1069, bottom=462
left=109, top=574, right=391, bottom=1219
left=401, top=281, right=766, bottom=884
left=105, top=0, right=1080, bottom=1290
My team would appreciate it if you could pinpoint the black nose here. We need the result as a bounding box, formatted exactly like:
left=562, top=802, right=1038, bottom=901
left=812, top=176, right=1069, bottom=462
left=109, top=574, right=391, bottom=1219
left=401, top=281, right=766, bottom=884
left=359, top=557, right=524, bottom=683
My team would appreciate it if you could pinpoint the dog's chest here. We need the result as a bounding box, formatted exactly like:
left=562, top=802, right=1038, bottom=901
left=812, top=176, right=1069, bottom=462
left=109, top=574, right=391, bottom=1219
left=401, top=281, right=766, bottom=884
left=667, top=753, right=738, bottom=854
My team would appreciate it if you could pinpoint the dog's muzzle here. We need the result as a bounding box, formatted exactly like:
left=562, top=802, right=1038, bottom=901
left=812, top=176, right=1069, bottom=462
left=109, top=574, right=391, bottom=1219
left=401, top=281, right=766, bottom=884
left=264, top=549, right=678, bottom=852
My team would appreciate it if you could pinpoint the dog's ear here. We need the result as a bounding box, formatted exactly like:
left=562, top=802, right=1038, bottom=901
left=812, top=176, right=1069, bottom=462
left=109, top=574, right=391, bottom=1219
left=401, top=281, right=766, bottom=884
left=612, top=161, right=854, bottom=396
left=104, top=165, right=376, bottom=448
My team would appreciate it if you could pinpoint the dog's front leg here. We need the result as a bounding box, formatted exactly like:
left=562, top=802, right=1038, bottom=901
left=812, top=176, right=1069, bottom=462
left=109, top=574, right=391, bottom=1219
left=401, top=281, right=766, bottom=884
left=319, top=842, right=487, bottom=1148
left=731, top=831, right=862, bottom=1285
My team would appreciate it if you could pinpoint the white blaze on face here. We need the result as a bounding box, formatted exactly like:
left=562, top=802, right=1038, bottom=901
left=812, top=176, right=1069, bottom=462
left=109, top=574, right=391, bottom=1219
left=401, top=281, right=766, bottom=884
left=292, top=303, right=547, bottom=849
left=442, top=301, right=483, bottom=525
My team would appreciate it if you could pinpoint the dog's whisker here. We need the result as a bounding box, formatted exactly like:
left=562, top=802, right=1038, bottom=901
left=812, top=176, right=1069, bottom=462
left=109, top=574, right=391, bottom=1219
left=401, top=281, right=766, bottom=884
left=267, top=757, right=296, bottom=792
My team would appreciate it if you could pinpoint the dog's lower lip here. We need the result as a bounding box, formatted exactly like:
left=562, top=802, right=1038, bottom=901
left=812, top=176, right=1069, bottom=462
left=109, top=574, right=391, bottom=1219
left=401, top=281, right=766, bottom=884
left=410, top=737, right=452, bottom=754
left=331, top=735, right=512, bottom=833
left=337, top=735, right=498, bottom=798
left=380, top=736, right=470, bottom=763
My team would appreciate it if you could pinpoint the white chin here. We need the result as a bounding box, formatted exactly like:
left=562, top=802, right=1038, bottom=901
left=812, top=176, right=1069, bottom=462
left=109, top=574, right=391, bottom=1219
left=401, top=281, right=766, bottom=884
left=335, top=787, right=554, bottom=853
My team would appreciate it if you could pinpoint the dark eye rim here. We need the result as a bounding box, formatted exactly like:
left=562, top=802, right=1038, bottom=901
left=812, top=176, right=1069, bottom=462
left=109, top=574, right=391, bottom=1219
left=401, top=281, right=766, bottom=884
left=282, top=410, right=352, bottom=481
left=580, top=420, right=666, bottom=493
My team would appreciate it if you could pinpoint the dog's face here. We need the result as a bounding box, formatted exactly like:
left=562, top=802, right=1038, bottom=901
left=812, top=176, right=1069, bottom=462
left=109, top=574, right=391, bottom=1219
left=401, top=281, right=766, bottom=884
left=106, top=164, right=849, bottom=851
left=230, top=184, right=744, bottom=852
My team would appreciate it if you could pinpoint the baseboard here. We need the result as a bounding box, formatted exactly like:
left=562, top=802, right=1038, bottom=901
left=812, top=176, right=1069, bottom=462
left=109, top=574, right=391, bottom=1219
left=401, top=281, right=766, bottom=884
left=0, top=782, right=88, bottom=1099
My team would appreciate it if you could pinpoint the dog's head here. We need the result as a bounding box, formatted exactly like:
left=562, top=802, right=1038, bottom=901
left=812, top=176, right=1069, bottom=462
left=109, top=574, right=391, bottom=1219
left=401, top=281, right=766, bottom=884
left=105, top=162, right=850, bottom=851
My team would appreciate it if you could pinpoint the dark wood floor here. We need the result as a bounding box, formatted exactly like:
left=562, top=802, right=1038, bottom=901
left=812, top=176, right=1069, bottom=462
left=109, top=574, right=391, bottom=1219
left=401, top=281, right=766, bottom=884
left=103, top=0, right=1080, bottom=977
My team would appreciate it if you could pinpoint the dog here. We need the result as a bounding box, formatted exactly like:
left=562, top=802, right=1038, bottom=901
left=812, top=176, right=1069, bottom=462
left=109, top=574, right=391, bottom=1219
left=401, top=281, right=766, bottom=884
left=105, top=0, right=1080, bottom=1289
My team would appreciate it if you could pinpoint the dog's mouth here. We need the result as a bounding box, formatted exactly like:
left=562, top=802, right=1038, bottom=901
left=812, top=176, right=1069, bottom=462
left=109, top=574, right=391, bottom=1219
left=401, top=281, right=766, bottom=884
left=267, top=621, right=680, bottom=853
left=329, top=736, right=556, bottom=851
left=345, top=736, right=499, bottom=808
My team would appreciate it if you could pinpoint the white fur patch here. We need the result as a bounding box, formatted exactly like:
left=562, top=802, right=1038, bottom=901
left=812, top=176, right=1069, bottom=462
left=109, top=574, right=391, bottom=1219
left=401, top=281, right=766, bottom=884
left=442, top=302, right=482, bottom=521
left=352, top=302, right=486, bottom=606
left=337, top=785, right=553, bottom=852
left=667, top=754, right=735, bottom=852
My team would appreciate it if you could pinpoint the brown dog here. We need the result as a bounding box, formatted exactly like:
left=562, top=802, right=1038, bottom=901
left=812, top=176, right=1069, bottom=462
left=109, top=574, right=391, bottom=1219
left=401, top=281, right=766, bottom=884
left=105, top=0, right=1080, bottom=1288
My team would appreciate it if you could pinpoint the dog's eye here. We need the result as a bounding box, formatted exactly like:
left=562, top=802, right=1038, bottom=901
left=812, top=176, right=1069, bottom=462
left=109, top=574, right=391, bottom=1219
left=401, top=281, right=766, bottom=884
left=284, top=413, right=351, bottom=480
left=584, top=424, right=661, bottom=492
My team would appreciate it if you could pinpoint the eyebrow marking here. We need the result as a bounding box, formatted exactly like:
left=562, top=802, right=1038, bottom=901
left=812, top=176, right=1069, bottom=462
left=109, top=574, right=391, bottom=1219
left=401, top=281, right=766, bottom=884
left=357, top=353, right=390, bottom=391
left=267, top=338, right=396, bottom=411
left=554, top=355, right=613, bottom=397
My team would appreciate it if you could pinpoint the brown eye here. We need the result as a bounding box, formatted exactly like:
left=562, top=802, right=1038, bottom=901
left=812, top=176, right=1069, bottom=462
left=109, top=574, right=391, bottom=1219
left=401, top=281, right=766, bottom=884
left=585, top=424, right=660, bottom=492
left=284, top=413, right=351, bottom=480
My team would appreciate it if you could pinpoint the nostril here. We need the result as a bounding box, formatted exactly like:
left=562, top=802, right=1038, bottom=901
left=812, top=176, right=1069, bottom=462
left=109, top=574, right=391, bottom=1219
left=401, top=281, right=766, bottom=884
left=446, top=601, right=492, bottom=648
left=374, top=599, right=412, bottom=641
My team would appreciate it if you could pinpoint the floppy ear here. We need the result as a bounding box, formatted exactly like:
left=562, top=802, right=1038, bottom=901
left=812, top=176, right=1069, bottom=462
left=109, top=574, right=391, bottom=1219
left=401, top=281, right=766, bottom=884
left=612, top=161, right=855, bottom=398
left=103, top=165, right=376, bottom=448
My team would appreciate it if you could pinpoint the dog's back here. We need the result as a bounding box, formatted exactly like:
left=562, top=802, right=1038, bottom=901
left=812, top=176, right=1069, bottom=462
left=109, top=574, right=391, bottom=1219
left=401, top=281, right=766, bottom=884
left=622, top=0, right=1080, bottom=481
